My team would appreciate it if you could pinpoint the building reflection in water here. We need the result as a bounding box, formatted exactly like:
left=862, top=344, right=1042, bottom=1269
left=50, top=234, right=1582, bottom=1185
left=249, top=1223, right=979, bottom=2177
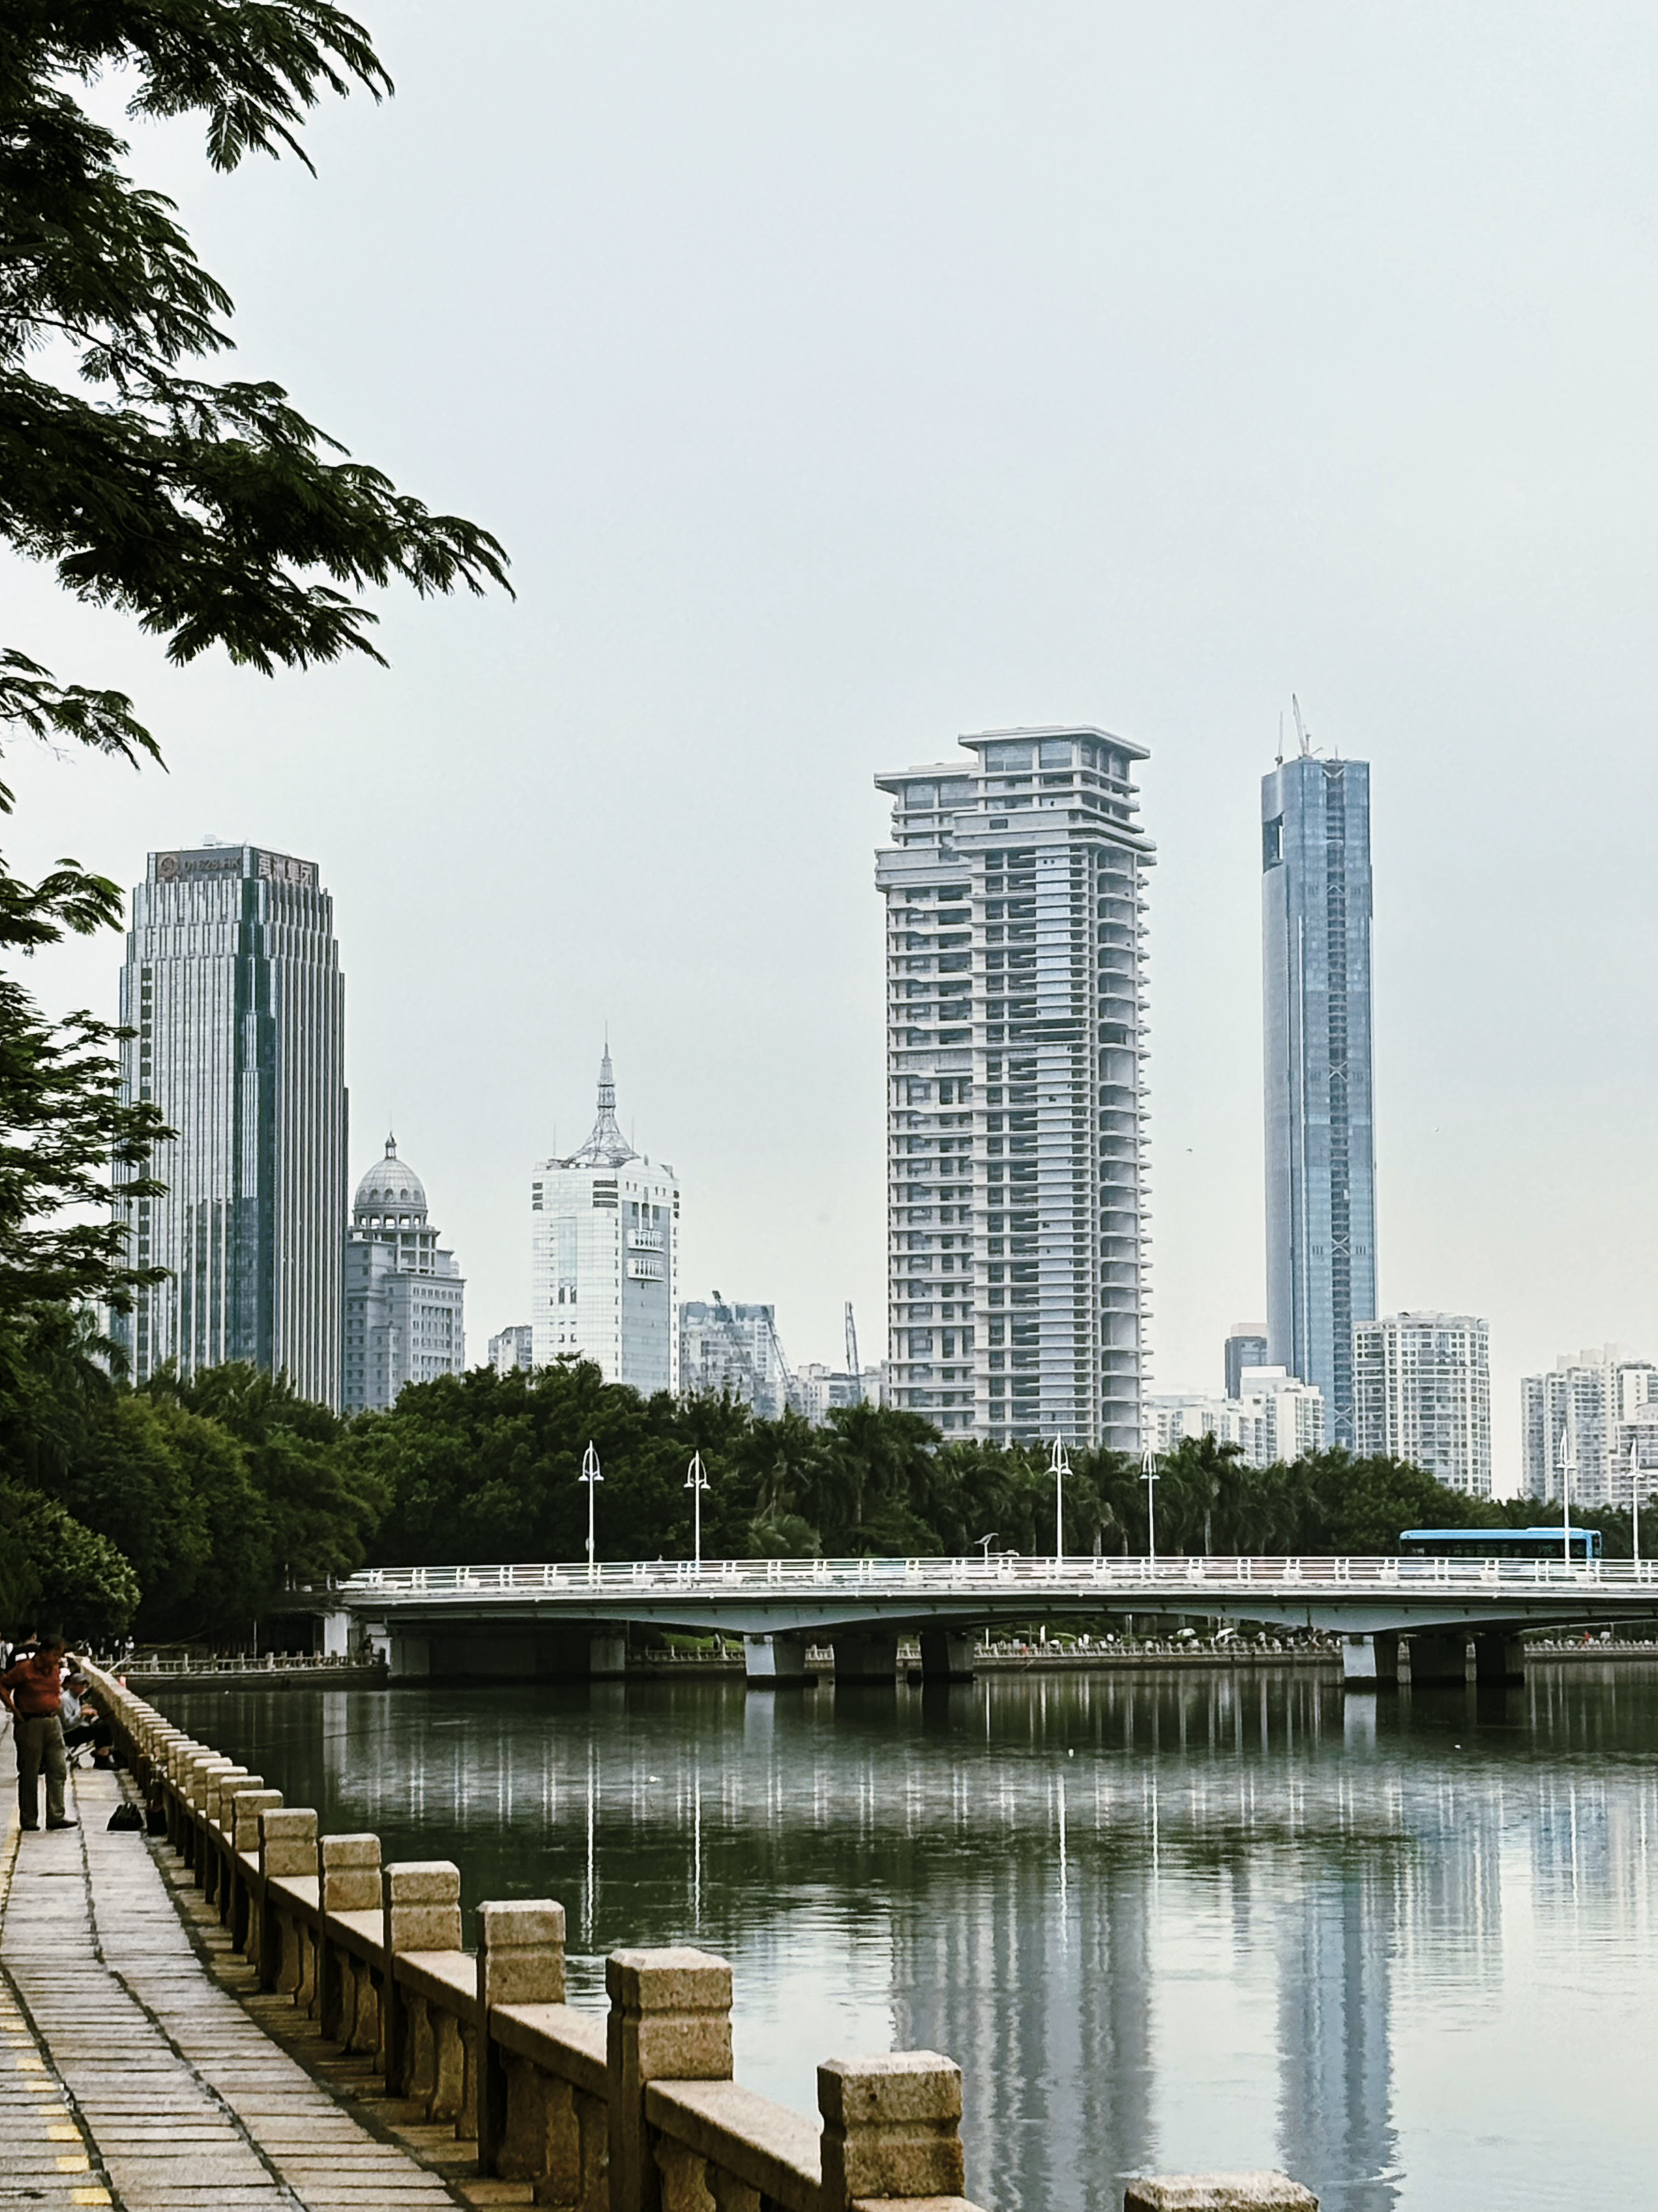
left=169, top=1662, right=1658, bottom=2212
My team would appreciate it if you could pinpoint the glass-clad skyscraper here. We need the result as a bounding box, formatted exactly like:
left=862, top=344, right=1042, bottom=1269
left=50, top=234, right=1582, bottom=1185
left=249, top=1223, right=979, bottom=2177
left=875, top=726, right=1153, bottom=1451
left=1261, top=753, right=1376, bottom=1446
left=111, top=844, right=347, bottom=1406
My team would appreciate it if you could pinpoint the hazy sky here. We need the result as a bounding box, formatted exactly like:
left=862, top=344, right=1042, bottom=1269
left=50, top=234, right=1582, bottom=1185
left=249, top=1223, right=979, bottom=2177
left=9, top=3, right=1655, bottom=1485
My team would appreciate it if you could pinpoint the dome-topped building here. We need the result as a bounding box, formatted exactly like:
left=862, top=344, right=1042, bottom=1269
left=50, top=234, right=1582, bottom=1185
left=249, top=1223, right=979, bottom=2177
left=344, top=1134, right=465, bottom=1413
left=354, top=1138, right=429, bottom=1218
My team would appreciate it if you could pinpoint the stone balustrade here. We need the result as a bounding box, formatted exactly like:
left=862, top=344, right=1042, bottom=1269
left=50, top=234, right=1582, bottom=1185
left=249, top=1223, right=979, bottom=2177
left=85, top=1662, right=1317, bottom=2212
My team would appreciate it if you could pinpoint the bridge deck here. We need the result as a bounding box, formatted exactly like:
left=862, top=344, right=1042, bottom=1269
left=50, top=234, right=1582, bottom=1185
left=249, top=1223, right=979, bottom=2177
left=329, top=1554, right=1658, bottom=1641
left=0, top=1755, right=514, bottom=2211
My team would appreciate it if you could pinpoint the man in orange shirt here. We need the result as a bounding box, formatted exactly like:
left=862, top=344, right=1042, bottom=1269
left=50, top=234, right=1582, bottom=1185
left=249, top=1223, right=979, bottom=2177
left=1, top=1633, right=76, bottom=1830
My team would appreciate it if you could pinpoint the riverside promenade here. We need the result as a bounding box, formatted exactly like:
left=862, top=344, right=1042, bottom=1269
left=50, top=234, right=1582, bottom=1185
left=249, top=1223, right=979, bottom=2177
left=2, top=1676, right=1316, bottom=2212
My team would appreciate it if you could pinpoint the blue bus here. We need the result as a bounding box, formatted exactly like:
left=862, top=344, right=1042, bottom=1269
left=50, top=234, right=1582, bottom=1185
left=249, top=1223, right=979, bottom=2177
left=1399, top=1527, right=1602, bottom=1563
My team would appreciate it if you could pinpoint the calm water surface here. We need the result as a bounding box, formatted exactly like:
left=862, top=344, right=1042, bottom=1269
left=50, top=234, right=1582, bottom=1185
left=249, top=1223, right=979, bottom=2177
left=163, top=1666, right=1658, bottom=2212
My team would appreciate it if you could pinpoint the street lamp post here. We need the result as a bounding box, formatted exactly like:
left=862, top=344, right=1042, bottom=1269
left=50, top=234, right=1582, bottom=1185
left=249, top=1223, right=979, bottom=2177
left=1632, top=1440, right=1642, bottom=1568
left=1049, top=1438, right=1070, bottom=1563
left=1559, top=1413, right=1576, bottom=1566
left=580, top=1441, right=603, bottom=1582
left=685, top=1451, right=711, bottom=1573
left=1141, top=1447, right=1160, bottom=1562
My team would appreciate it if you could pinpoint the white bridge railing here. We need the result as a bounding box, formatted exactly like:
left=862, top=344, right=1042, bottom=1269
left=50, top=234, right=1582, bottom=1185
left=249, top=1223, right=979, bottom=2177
left=335, top=1553, right=1658, bottom=1601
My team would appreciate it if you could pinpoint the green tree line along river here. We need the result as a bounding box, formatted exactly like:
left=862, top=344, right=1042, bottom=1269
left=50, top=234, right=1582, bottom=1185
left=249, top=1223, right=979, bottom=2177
left=0, top=1306, right=1628, bottom=1644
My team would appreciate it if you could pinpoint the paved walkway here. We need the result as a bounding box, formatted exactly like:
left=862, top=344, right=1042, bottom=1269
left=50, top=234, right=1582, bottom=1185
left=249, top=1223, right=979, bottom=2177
left=0, top=1746, right=484, bottom=2211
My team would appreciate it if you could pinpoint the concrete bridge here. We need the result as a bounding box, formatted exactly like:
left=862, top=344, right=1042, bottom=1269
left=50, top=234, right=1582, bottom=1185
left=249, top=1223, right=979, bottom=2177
left=315, top=1554, right=1658, bottom=1688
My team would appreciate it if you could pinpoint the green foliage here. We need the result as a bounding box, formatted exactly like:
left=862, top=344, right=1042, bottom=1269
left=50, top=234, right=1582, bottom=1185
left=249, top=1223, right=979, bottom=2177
left=353, top=1365, right=1512, bottom=1571
left=0, top=1327, right=389, bottom=1643
left=0, top=865, right=171, bottom=1319
left=2, top=0, right=510, bottom=747
left=0, top=1479, right=139, bottom=1643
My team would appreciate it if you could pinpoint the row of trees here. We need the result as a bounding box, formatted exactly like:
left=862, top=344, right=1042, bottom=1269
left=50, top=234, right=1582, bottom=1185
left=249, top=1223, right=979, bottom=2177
left=7, top=1326, right=1627, bottom=1646
left=0, top=1311, right=384, bottom=1642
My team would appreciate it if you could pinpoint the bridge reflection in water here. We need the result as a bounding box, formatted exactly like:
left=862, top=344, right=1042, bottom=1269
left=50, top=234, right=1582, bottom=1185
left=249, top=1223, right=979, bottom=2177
left=163, top=1664, right=1658, bottom=2212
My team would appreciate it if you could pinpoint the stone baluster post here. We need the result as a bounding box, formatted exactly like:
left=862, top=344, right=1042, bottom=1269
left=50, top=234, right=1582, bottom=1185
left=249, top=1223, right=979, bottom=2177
left=228, top=1788, right=281, bottom=1954
left=257, top=1807, right=318, bottom=1996
left=210, top=1774, right=261, bottom=1920
left=607, top=1947, right=734, bottom=2212
left=318, top=1834, right=382, bottom=2046
left=818, top=2053, right=966, bottom=2211
left=382, top=1861, right=462, bottom=2101
left=474, top=1899, right=565, bottom=2178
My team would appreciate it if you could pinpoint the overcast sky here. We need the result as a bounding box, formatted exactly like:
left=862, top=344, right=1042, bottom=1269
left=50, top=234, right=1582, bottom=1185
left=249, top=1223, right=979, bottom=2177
left=9, top=2, right=1655, bottom=1485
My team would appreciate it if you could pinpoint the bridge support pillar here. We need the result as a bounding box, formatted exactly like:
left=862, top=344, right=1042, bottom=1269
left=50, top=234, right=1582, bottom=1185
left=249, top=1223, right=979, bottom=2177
left=588, top=1632, right=627, bottom=1680
left=1407, top=1633, right=1469, bottom=1686
left=743, top=1633, right=814, bottom=1688
left=319, top=1609, right=352, bottom=1658
left=1340, top=1632, right=1399, bottom=1690
left=1473, top=1632, right=1527, bottom=1685
left=833, top=1631, right=899, bottom=1686
left=919, top=1630, right=976, bottom=1683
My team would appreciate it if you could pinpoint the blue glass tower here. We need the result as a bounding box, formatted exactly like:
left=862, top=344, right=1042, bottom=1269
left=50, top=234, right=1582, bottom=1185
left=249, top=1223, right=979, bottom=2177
left=1261, top=752, right=1376, bottom=1447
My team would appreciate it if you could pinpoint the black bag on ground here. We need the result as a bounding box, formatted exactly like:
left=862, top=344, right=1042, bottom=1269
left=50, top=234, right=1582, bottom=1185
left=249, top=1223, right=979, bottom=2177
left=106, top=1803, right=143, bottom=1830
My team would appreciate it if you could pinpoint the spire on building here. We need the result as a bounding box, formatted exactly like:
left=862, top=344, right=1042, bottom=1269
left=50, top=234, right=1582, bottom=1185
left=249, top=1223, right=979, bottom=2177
left=562, top=1046, right=638, bottom=1169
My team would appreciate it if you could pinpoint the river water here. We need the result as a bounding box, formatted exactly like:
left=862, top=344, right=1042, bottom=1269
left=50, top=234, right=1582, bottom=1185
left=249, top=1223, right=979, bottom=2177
left=161, top=1664, right=1658, bottom=2212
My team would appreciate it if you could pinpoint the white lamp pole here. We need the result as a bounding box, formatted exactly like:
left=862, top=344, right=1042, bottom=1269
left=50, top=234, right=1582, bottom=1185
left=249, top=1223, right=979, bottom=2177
left=1632, top=1440, right=1642, bottom=1568
left=1049, top=1437, right=1070, bottom=1563
left=1142, top=1447, right=1160, bottom=1563
left=1559, top=1410, right=1576, bottom=1566
left=580, top=1441, right=603, bottom=1582
left=685, top=1451, right=711, bottom=1573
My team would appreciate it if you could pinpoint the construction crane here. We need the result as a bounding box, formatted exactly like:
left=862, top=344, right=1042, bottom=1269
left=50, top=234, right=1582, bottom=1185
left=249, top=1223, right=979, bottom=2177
left=1292, top=694, right=1314, bottom=757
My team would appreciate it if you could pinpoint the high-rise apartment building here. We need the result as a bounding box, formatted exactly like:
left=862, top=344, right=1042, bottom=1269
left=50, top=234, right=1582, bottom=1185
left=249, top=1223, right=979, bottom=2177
left=530, top=1052, right=679, bottom=1391
left=1353, top=1312, right=1491, bottom=1496
left=875, top=725, right=1153, bottom=1449
left=488, top=1324, right=535, bottom=1374
left=791, top=1361, right=885, bottom=1424
left=1145, top=1365, right=1323, bottom=1468
left=343, top=1136, right=465, bottom=1413
left=678, top=1299, right=791, bottom=1419
left=1261, top=747, right=1377, bottom=1445
left=111, top=843, right=346, bottom=1406
left=1224, top=1323, right=1269, bottom=1401
left=1521, top=1346, right=1658, bottom=1509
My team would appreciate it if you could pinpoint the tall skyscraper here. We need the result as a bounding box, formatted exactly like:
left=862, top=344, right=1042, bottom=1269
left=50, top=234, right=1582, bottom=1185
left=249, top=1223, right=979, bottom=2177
left=530, top=1051, right=679, bottom=1391
left=875, top=725, right=1153, bottom=1449
left=1261, top=745, right=1376, bottom=1446
left=112, top=843, right=346, bottom=1405
left=1353, top=1312, right=1491, bottom=1496
left=343, top=1136, right=466, bottom=1413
